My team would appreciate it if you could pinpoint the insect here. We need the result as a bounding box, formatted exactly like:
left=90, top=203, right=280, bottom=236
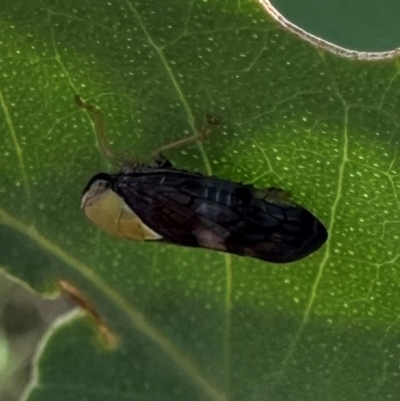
left=78, top=96, right=327, bottom=263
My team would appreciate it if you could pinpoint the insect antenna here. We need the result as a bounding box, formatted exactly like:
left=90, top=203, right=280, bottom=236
left=75, top=95, right=125, bottom=168
left=151, top=113, right=220, bottom=160
left=76, top=94, right=220, bottom=168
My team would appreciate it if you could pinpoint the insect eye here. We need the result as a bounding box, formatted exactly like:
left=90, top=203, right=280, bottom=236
left=97, top=181, right=107, bottom=188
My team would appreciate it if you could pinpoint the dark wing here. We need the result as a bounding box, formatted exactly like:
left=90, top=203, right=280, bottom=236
left=113, top=171, right=327, bottom=263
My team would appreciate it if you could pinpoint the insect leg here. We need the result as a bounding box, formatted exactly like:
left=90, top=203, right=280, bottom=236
left=75, top=95, right=121, bottom=166
left=255, top=187, right=293, bottom=204
left=154, top=154, right=174, bottom=168
left=151, top=113, right=220, bottom=160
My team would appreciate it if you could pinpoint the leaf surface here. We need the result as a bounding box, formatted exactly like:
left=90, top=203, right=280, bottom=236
left=0, top=1, right=399, bottom=400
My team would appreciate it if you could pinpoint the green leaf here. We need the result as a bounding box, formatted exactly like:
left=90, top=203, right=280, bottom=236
left=1, top=0, right=399, bottom=400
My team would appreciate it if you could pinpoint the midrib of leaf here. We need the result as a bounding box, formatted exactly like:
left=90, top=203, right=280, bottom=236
left=0, top=207, right=227, bottom=401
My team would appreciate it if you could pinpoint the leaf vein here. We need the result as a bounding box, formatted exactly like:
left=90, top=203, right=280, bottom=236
left=125, top=0, right=212, bottom=175
left=0, top=90, right=31, bottom=200
left=271, top=104, right=349, bottom=386
left=0, top=207, right=227, bottom=401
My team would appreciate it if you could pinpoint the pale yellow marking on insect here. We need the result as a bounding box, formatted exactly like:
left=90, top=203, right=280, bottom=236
left=83, top=189, right=162, bottom=240
left=193, top=227, right=227, bottom=251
